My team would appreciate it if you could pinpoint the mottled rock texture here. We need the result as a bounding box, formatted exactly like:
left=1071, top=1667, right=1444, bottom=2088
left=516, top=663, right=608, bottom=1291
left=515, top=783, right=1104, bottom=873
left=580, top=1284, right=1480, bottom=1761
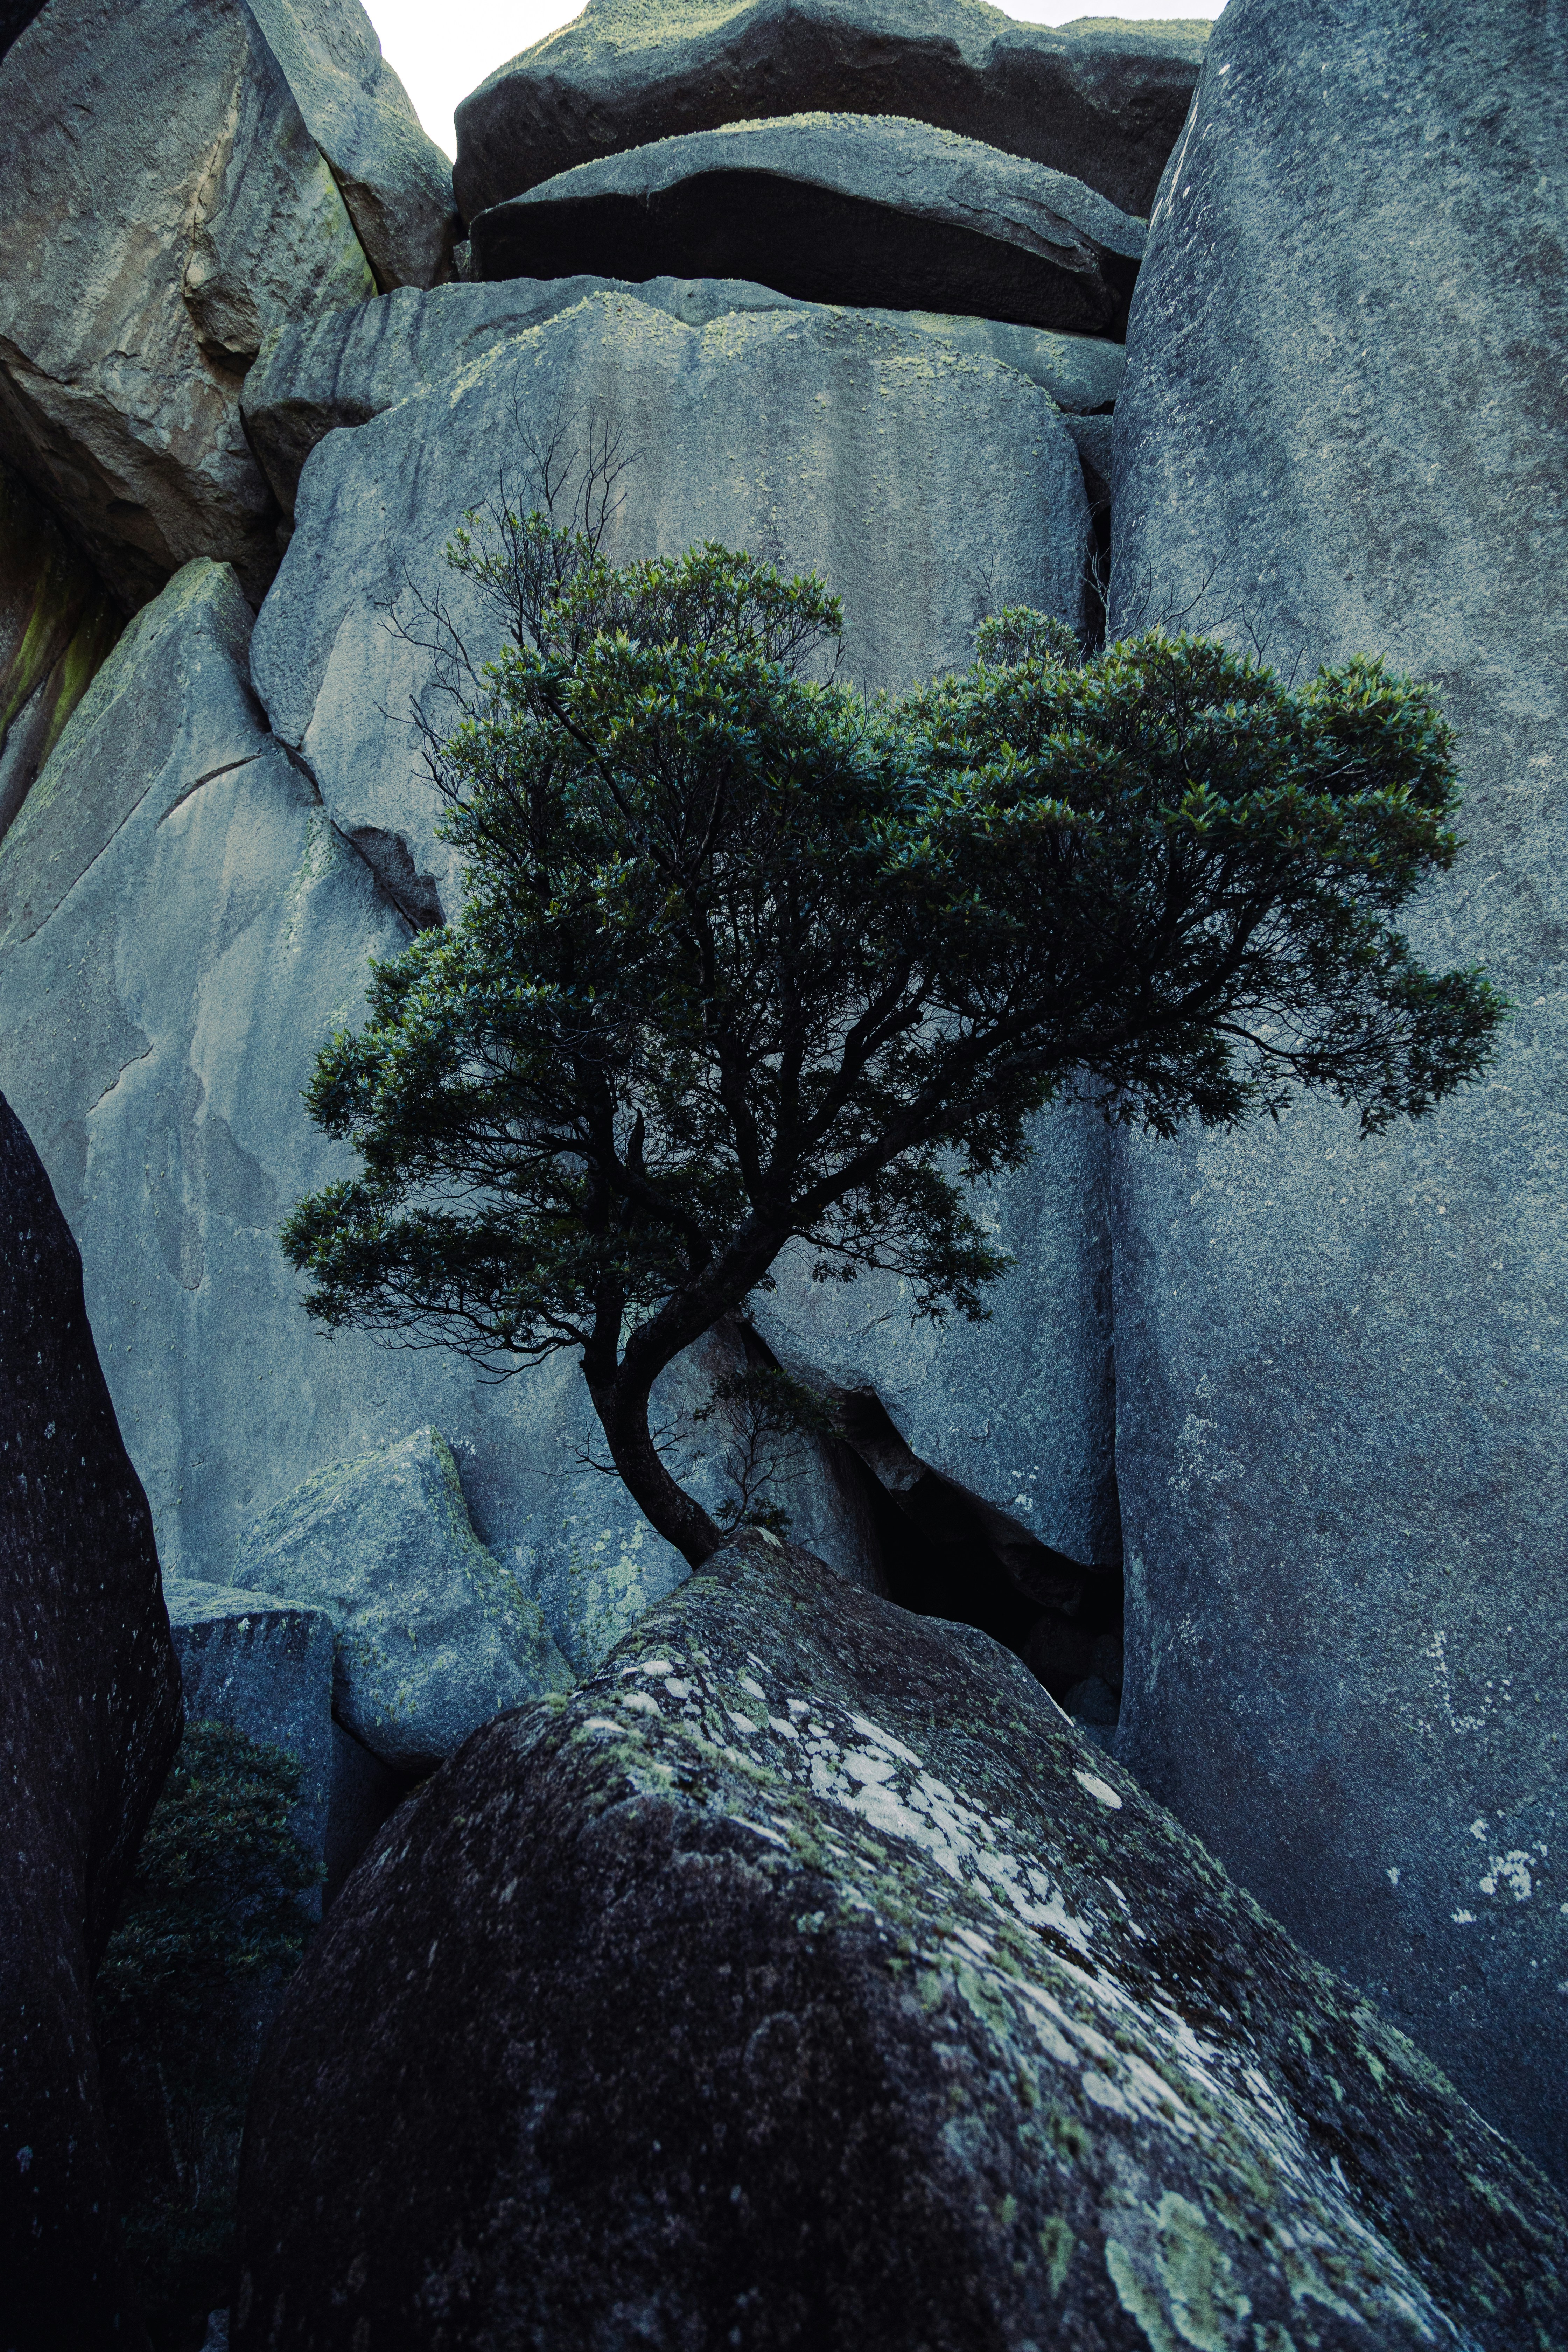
left=233, top=1538, right=1568, bottom=2352
left=0, top=455, right=120, bottom=844
left=0, top=1086, right=183, bottom=2347
left=469, top=113, right=1144, bottom=338
left=1109, top=0, right=1568, bottom=2172
left=454, top=0, right=1208, bottom=221
left=243, top=274, right=1122, bottom=518
left=231, top=1428, right=573, bottom=1772
left=0, top=0, right=451, bottom=615
left=0, top=562, right=877, bottom=1682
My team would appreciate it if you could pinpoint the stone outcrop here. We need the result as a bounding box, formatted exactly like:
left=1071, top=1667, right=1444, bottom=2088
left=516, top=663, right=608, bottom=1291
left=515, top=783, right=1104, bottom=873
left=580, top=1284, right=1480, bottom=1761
left=0, top=0, right=454, bottom=616
left=0, top=456, right=120, bottom=844
left=0, top=1086, right=184, bottom=2346
left=244, top=275, right=1123, bottom=518
left=244, top=0, right=458, bottom=292
left=1108, top=0, right=1568, bottom=2173
left=230, top=1428, right=574, bottom=1772
left=233, top=1538, right=1568, bottom=2351
left=454, top=0, right=1208, bottom=222
left=469, top=114, right=1145, bottom=337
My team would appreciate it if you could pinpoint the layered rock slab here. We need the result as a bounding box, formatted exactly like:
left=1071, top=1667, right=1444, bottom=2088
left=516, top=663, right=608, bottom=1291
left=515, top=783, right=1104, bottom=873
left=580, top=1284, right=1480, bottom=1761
left=1108, top=0, right=1568, bottom=2171
left=470, top=113, right=1145, bottom=337
left=0, top=1087, right=184, bottom=2346
left=243, top=274, right=1124, bottom=518
left=0, top=561, right=877, bottom=1676
left=233, top=1538, right=1568, bottom=2351
left=454, top=0, right=1208, bottom=221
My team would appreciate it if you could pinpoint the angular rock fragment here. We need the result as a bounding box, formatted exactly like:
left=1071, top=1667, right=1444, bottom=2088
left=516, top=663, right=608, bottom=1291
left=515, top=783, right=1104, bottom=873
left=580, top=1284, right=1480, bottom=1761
left=245, top=274, right=1124, bottom=518
left=230, top=1428, right=574, bottom=1772
left=455, top=0, right=1208, bottom=221
left=470, top=114, right=1145, bottom=337
left=0, top=1086, right=183, bottom=2344
left=233, top=1538, right=1568, bottom=2351
left=0, top=457, right=120, bottom=843
left=1109, top=0, right=1568, bottom=2177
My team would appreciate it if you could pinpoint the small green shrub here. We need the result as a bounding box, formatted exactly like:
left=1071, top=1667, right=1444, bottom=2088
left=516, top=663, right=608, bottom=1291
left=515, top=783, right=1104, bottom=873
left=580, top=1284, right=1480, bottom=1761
left=96, top=1717, right=322, bottom=2351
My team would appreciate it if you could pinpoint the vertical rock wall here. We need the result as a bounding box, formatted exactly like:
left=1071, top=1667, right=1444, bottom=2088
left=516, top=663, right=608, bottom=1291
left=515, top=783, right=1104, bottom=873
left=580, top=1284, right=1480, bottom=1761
left=1108, top=0, right=1568, bottom=2169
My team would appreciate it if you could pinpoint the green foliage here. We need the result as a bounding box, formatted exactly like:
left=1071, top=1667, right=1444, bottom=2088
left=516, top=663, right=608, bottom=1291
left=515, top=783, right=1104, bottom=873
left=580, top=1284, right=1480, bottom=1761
left=694, top=1362, right=846, bottom=1536
left=96, top=1719, right=321, bottom=2350
left=281, top=512, right=1505, bottom=1559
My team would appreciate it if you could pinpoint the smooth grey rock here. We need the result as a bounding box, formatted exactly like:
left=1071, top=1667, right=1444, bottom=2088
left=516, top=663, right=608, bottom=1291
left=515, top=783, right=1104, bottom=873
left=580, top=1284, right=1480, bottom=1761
left=163, top=1578, right=336, bottom=1876
left=243, top=0, right=459, bottom=292
left=471, top=115, right=1145, bottom=338
left=0, top=1085, right=183, bottom=2344
left=250, top=289, right=1089, bottom=917
left=0, top=0, right=379, bottom=610
left=230, top=1428, right=574, bottom=1772
left=454, top=0, right=1208, bottom=220
left=1108, top=0, right=1568, bottom=2174
left=245, top=274, right=1122, bottom=517
left=0, top=559, right=790, bottom=1682
left=323, top=1722, right=408, bottom=1910
left=233, top=1538, right=1568, bottom=2350
left=0, top=457, right=120, bottom=844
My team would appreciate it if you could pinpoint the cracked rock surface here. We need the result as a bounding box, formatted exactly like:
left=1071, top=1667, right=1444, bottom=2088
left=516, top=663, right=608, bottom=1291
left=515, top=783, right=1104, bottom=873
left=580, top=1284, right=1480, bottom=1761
left=469, top=113, right=1144, bottom=337
left=234, top=1538, right=1567, bottom=2351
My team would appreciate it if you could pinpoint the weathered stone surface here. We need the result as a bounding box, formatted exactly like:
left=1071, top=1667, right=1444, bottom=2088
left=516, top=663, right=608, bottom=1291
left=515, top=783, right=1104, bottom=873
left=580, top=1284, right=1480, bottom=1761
left=230, top=1428, right=573, bottom=1772
left=454, top=0, right=1208, bottom=222
left=470, top=114, right=1144, bottom=338
left=0, top=0, right=379, bottom=610
left=251, top=289, right=1089, bottom=914
left=244, top=274, right=1123, bottom=518
left=0, top=561, right=877, bottom=1688
left=164, top=1579, right=337, bottom=1878
left=244, top=0, right=459, bottom=292
left=1108, top=0, right=1568, bottom=2172
left=0, top=455, right=120, bottom=844
left=233, top=1538, right=1568, bottom=2351
left=0, top=1086, right=183, bottom=2346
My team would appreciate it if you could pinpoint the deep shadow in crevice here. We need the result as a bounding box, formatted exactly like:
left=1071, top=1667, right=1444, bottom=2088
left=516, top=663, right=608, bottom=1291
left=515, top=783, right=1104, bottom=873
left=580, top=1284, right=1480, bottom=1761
left=834, top=1388, right=1124, bottom=1737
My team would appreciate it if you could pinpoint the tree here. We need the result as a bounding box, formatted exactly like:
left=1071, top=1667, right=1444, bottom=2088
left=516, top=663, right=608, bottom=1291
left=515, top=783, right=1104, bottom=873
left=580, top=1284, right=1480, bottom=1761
left=282, top=515, right=1505, bottom=1569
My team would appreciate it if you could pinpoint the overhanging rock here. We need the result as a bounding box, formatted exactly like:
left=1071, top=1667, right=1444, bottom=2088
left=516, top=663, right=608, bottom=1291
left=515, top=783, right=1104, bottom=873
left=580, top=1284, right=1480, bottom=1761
left=454, top=0, right=1208, bottom=220
left=469, top=114, right=1145, bottom=337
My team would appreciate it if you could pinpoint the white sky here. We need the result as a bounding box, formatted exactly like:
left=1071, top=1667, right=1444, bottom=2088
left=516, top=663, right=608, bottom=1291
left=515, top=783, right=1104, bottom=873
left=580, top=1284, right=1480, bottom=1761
left=363, top=2, right=1225, bottom=160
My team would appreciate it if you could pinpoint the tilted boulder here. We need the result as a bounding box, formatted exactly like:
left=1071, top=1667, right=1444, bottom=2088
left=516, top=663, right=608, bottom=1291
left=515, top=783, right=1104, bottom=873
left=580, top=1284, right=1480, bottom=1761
left=244, top=274, right=1122, bottom=518
left=0, top=456, right=120, bottom=843
left=454, top=0, right=1208, bottom=221
left=0, top=0, right=451, bottom=614
left=233, top=1538, right=1568, bottom=2350
left=1108, top=0, right=1568, bottom=2172
left=0, top=1087, right=183, bottom=2346
left=470, top=114, right=1145, bottom=338
left=230, top=1428, right=574, bottom=1773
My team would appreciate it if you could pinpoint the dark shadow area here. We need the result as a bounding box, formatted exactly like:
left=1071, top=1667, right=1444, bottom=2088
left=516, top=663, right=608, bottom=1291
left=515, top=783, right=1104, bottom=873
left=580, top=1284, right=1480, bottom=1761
left=835, top=1388, right=1124, bottom=1737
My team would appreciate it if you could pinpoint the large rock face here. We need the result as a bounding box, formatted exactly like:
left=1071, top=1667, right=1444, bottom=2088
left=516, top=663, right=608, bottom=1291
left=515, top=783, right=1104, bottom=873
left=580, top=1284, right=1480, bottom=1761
left=454, top=0, right=1208, bottom=221
left=0, top=559, right=880, bottom=1681
left=469, top=114, right=1145, bottom=337
left=0, top=1087, right=184, bottom=2346
left=1108, top=0, right=1568, bottom=2171
left=0, top=0, right=453, bottom=615
left=0, top=455, right=120, bottom=842
left=232, top=1538, right=1568, bottom=2351
left=243, top=274, right=1124, bottom=519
